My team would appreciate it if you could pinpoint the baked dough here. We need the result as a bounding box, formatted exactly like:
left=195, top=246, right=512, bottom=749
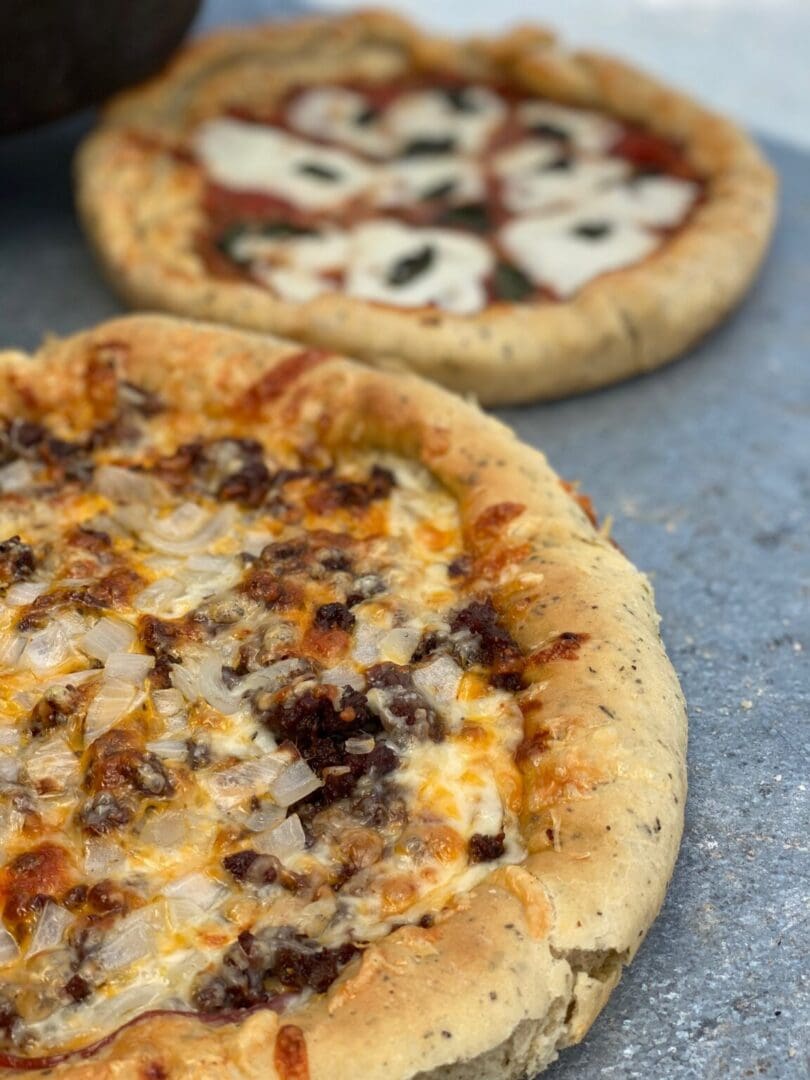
left=75, top=10, right=776, bottom=404
left=0, top=315, right=686, bottom=1077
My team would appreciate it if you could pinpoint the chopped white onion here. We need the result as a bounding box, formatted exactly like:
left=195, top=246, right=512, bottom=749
left=351, top=621, right=385, bottom=665
left=84, top=837, right=125, bottom=877
left=133, top=577, right=185, bottom=614
left=0, top=458, right=35, bottom=493
left=320, top=665, right=365, bottom=691
left=0, top=727, right=20, bottom=748
left=344, top=735, right=375, bottom=755
left=197, top=652, right=242, bottom=714
left=253, top=813, right=306, bottom=858
left=412, top=655, right=463, bottom=705
left=27, top=901, right=72, bottom=956
left=93, top=981, right=165, bottom=1026
left=43, top=668, right=99, bottom=690
left=138, top=809, right=187, bottom=848
left=269, top=759, right=322, bottom=808
left=21, top=623, right=72, bottom=673
left=4, top=581, right=47, bottom=607
left=24, top=737, right=79, bottom=789
left=0, top=632, right=25, bottom=670
left=244, top=802, right=286, bottom=833
left=84, top=679, right=137, bottom=742
left=379, top=626, right=421, bottom=665
left=205, top=755, right=287, bottom=810
left=80, top=616, right=136, bottom=662
left=0, top=756, right=20, bottom=783
left=96, top=907, right=163, bottom=972
left=146, top=739, right=187, bottom=759
left=142, top=504, right=235, bottom=555
left=164, top=872, right=227, bottom=910
left=185, top=554, right=237, bottom=575
left=169, top=661, right=199, bottom=704
left=95, top=464, right=162, bottom=504
left=240, top=658, right=312, bottom=697
left=0, top=926, right=19, bottom=965
left=151, top=688, right=185, bottom=717
left=104, top=651, right=154, bottom=684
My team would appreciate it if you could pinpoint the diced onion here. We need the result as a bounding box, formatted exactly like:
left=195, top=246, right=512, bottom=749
left=0, top=926, right=19, bottom=965
left=84, top=679, right=137, bottom=742
left=344, top=735, right=375, bottom=755
left=169, top=661, right=199, bottom=704
left=24, top=737, right=79, bottom=789
left=0, top=756, right=20, bottom=783
left=84, top=837, right=125, bottom=877
left=253, top=813, right=306, bottom=858
left=138, top=809, right=187, bottom=848
left=142, top=504, right=235, bottom=555
left=0, top=459, right=34, bottom=493
left=81, top=616, right=136, bottom=662
left=0, top=727, right=20, bottom=749
left=320, top=665, right=364, bottom=691
left=240, top=658, right=312, bottom=697
left=95, top=464, right=163, bottom=504
left=133, top=578, right=185, bottom=614
left=411, top=655, right=463, bottom=705
left=28, top=901, right=72, bottom=956
left=269, top=759, right=322, bottom=808
left=0, top=632, right=25, bottom=670
left=104, top=651, right=154, bottom=684
left=21, top=623, right=72, bottom=673
left=146, top=739, right=188, bottom=759
left=205, top=755, right=287, bottom=810
left=197, top=653, right=242, bottom=714
left=164, top=872, right=227, bottom=911
left=97, top=907, right=162, bottom=971
left=43, top=668, right=99, bottom=690
left=151, top=688, right=185, bottom=717
left=352, top=621, right=385, bottom=665
left=93, top=981, right=165, bottom=1027
left=4, top=581, right=47, bottom=607
left=379, top=626, right=421, bottom=665
left=244, top=802, right=286, bottom=833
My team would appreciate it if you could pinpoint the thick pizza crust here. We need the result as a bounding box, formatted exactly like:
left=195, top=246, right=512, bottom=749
left=0, top=315, right=687, bottom=1078
left=74, top=9, right=776, bottom=404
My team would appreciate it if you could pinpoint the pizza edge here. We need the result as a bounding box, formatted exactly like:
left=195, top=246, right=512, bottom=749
left=73, top=8, right=776, bottom=405
left=0, top=314, right=686, bottom=1079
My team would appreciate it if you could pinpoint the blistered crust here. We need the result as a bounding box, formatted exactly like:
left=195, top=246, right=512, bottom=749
left=0, top=316, right=687, bottom=1077
left=74, top=9, right=776, bottom=404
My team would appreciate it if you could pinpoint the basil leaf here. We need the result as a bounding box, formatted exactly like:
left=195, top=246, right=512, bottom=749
left=400, top=137, right=456, bottom=157
left=493, top=262, right=535, bottom=302
left=438, top=202, right=491, bottom=232
left=386, top=245, right=435, bottom=286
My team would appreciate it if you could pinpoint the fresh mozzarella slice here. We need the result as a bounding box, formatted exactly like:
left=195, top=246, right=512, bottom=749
left=253, top=265, right=332, bottom=302
left=375, top=155, right=485, bottom=206
left=516, top=100, right=622, bottom=153
left=286, top=86, right=392, bottom=157
left=232, top=229, right=349, bottom=270
left=494, top=140, right=630, bottom=214
left=195, top=118, right=377, bottom=210
left=384, top=86, right=506, bottom=155
left=345, top=220, right=493, bottom=315
left=500, top=211, right=658, bottom=297
left=584, top=175, right=699, bottom=228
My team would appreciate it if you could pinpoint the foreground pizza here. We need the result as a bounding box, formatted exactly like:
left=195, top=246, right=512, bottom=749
left=75, top=10, right=775, bottom=403
left=0, top=316, right=686, bottom=1078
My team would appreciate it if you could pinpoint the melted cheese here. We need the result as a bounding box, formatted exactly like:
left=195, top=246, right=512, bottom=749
left=516, top=100, right=621, bottom=153
left=494, top=141, right=630, bottom=214
left=286, top=86, right=392, bottom=157
left=499, top=211, right=658, bottom=297
left=345, top=220, right=494, bottom=314
left=195, top=118, right=376, bottom=209
left=384, top=87, right=506, bottom=154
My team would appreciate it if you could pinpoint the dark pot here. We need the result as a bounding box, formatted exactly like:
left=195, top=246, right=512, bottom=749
left=0, top=0, right=201, bottom=134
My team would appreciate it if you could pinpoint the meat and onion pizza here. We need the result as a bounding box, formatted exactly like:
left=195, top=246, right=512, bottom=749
left=75, top=10, right=775, bottom=404
left=0, top=316, right=686, bottom=1078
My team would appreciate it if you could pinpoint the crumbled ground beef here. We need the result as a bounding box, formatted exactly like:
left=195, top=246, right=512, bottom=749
left=0, top=536, right=35, bottom=588
left=468, top=831, right=506, bottom=863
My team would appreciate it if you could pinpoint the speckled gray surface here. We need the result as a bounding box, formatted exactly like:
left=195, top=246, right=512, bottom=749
left=0, top=33, right=808, bottom=1080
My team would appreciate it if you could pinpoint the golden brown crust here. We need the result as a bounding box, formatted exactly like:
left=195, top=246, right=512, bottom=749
left=74, top=9, right=776, bottom=404
left=0, top=314, right=687, bottom=1077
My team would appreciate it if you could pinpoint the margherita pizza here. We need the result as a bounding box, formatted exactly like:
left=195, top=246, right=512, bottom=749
left=0, top=315, right=686, bottom=1078
left=75, top=10, right=775, bottom=404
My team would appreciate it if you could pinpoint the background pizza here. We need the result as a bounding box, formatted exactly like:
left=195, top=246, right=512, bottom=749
left=75, top=11, right=776, bottom=403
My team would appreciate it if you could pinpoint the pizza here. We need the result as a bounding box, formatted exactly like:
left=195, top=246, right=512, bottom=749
left=0, top=315, right=686, bottom=1078
left=74, top=10, right=776, bottom=404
